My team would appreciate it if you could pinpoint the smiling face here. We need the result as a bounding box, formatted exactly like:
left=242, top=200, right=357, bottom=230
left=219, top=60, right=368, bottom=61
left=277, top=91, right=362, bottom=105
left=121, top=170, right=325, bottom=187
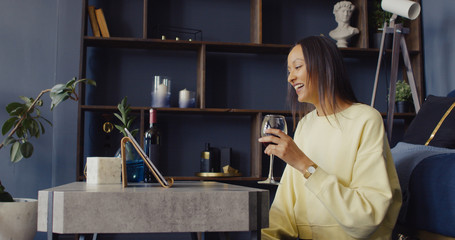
left=287, top=45, right=319, bottom=105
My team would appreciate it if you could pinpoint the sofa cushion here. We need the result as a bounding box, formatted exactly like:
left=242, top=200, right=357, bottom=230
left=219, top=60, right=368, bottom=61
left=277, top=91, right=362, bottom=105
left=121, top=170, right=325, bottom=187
left=403, top=95, right=455, bottom=148
left=407, top=153, right=455, bottom=237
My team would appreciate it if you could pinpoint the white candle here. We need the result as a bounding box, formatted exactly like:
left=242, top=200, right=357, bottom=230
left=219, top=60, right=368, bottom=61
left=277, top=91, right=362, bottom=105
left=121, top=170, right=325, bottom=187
left=157, top=83, right=168, bottom=97
left=152, top=76, right=171, bottom=107
left=179, top=89, right=190, bottom=108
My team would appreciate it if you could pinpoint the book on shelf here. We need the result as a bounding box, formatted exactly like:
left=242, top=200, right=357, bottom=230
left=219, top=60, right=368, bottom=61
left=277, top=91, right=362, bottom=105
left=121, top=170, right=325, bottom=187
left=95, top=8, right=110, bottom=38
left=87, top=6, right=101, bottom=37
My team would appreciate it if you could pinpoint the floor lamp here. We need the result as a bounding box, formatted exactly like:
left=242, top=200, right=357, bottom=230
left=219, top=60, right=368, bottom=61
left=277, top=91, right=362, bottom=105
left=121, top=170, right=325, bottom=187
left=370, top=0, right=421, bottom=142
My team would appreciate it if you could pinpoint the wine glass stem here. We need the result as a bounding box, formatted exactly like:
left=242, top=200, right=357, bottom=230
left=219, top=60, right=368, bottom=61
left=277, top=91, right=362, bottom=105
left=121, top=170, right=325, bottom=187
left=268, top=154, right=275, bottom=179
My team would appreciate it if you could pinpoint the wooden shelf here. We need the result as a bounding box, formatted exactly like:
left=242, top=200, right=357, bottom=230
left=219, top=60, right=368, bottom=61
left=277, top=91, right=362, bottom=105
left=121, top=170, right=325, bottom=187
left=81, top=104, right=415, bottom=119
left=84, top=36, right=420, bottom=57
left=84, top=36, right=290, bottom=54
left=77, top=0, right=423, bottom=183
left=80, top=104, right=292, bottom=116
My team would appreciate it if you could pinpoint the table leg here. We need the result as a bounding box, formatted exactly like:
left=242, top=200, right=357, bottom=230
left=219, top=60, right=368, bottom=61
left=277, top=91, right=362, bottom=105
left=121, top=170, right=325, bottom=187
left=47, top=192, right=54, bottom=240
left=47, top=233, right=58, bottom=240
left=78, top=234, right=98, bottom=240
left=190, top=232, right=198, bottom=240
left=191, top=232, right=205, bottom=240
left=250, top=230, right=261, bottom=240
left=219, top=232, right=230, bottom=240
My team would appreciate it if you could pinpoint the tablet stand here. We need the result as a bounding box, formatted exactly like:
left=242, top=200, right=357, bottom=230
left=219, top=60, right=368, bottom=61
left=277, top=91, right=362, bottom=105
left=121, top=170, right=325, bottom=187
left=120, top=137, right=174, bottom=188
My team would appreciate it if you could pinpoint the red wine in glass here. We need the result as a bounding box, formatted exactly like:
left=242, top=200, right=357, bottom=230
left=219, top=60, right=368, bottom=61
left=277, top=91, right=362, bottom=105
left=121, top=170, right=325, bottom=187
left=258, top=115, right=288, bottom=185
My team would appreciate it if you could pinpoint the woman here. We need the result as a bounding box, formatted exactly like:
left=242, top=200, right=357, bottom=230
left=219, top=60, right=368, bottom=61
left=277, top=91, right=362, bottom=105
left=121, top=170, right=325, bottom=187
left=260, top=36, right=401, bottom=240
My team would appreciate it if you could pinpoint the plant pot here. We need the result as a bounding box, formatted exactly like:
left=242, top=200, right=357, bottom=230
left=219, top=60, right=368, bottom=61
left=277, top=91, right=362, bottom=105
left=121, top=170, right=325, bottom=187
left=0, top=198, right=37, bottom=240
left=373, top=32, right=393, bottom=49
left=396, top=101, right=412, bottom=113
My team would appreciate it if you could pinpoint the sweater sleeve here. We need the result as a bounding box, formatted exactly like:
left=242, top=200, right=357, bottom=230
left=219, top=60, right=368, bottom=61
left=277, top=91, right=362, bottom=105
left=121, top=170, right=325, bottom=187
left=261, top=166, right=299, bottom=240
left=305, top=113, right=396, bottom=238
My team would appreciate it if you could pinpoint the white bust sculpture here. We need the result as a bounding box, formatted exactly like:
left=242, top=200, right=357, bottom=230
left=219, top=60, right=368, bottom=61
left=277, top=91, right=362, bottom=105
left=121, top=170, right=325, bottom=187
left=329, top=1, right=359, bottom=48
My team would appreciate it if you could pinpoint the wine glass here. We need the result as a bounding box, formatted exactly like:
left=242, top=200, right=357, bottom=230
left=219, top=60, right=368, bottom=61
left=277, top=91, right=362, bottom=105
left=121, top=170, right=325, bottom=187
left=258, top=115, right=288, bottom=185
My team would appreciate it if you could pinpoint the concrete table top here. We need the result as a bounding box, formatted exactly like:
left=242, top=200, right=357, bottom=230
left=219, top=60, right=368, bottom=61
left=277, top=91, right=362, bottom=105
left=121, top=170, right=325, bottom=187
left=38, top=181, right=269, bottom=238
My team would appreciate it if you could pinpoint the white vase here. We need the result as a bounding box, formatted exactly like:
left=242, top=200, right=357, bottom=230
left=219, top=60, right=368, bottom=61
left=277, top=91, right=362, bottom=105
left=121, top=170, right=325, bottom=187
left=0, top=198, right=37, bottom=240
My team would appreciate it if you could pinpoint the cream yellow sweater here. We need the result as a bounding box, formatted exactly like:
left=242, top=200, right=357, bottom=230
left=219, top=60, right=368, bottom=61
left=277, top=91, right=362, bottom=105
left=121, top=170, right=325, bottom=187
left=262, top=104, right=402, bottom=240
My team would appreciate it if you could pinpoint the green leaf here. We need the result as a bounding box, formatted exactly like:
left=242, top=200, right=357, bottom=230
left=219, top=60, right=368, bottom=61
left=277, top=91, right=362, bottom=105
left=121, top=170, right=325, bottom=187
left=124, top=108, right=131, bottom=116
left=2, top=136, right=16, bottom=146
left=117, top=104, right=125, bottom=114
left=19, top=96, right=33, bottom=105
left=50, top=83, right=66, bottom=95
left=72, top=78, right=96, bottom=88
left=38, top=121, right=45, bottom=135
left=35, top=107, right=41, bottom=117
left=0, top=191, right=14, bottom=202
left=22, top=117, right=32, bottom=130
left=36, top=99, right=43, bottom=107
left=6, top=102, right=23, bottom=114
left=126, top=118, right=136, bottom=129
left=65, top=78, right=76, bottom=88
left=114, top=125, right=126, bottom=136
left=50, top=93, right=69, bottom=110
left=29, top=120, right=40, bottom=138
left=114, top=125, right=124, bottom=132
left=113, top=113, right=123, bottom=122
left=85, top=79, right=97, bottom=87
left=40, top=116, right=52, bottom=126
left=20, top=141, right=33, bottom=158
left=120, top=96, right=127, bottom=106
left=0, top=180, right=14, bottom=201
left=113, top=96, right=138, bottom=137
left=6, top=102, right=27, bottom=116
left=16, top=124, right=29, bottom=139
left=15, top=126, right=23, bottom=138
left=10, top=141, right=23, bottom=163
left=24, top=117, right=40, bottom=138
left=131, top=129, right=139, bottom=137
left=2, top=117, right=18, bottom=135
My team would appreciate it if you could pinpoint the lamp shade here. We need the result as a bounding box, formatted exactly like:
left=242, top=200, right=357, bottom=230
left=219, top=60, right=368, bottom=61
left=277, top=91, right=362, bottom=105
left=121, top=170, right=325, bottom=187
left=381, top=0, right=421, bottom=20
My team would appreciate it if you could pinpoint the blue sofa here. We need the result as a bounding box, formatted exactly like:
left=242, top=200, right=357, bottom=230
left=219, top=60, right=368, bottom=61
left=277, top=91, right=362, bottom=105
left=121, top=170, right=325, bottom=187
left=392, top=90, right=455, bottom=240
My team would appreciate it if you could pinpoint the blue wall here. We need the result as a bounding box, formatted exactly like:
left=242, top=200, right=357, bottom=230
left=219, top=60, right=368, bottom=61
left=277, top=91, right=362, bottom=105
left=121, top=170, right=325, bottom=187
left=0, top=1, right=454, bottom=240
left=0, top=1, right=81, bottom=239
left=422, top=0, right=455, bottom=96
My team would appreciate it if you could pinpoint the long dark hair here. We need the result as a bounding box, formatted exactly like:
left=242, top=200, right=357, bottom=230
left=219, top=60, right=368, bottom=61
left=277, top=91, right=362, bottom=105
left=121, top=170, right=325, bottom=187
left=287, top=36, right=358, bottom=127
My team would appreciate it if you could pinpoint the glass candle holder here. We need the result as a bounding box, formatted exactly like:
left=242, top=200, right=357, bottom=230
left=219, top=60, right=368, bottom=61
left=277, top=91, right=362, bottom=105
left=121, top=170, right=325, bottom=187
left=151, top=76, right=171, bottom=108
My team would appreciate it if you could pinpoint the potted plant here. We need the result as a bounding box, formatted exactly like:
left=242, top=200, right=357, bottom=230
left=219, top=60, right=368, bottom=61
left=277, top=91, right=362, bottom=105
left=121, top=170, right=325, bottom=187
left=395, top=80, right=413, bottom=113
left=114, top=96, right=138, bottom=139
left=369, top=0, right=396, bottom=49
left=0, top=77, right=95, bottom=240
left=113, top=96, right=143, bottom=182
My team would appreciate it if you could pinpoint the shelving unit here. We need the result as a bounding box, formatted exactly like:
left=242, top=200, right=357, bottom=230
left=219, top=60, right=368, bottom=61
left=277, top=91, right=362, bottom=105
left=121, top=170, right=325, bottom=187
left=76, top=0, right=423, bottom=181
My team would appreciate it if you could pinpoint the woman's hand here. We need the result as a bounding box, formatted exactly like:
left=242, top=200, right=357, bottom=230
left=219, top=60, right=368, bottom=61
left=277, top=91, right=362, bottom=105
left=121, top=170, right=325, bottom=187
left=258, top=128, right=313, bottom=174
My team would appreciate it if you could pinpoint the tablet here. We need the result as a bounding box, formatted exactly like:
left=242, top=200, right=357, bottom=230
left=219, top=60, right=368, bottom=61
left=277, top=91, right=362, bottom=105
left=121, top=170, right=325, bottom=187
left=124, top=128, right=169, bottom=186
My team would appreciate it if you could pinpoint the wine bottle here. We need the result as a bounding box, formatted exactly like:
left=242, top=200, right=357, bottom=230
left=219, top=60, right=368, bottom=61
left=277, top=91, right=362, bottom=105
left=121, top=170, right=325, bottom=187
left=200, top=143, right=221, bottom=173
left=144, top=108, right=161, bottom=182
